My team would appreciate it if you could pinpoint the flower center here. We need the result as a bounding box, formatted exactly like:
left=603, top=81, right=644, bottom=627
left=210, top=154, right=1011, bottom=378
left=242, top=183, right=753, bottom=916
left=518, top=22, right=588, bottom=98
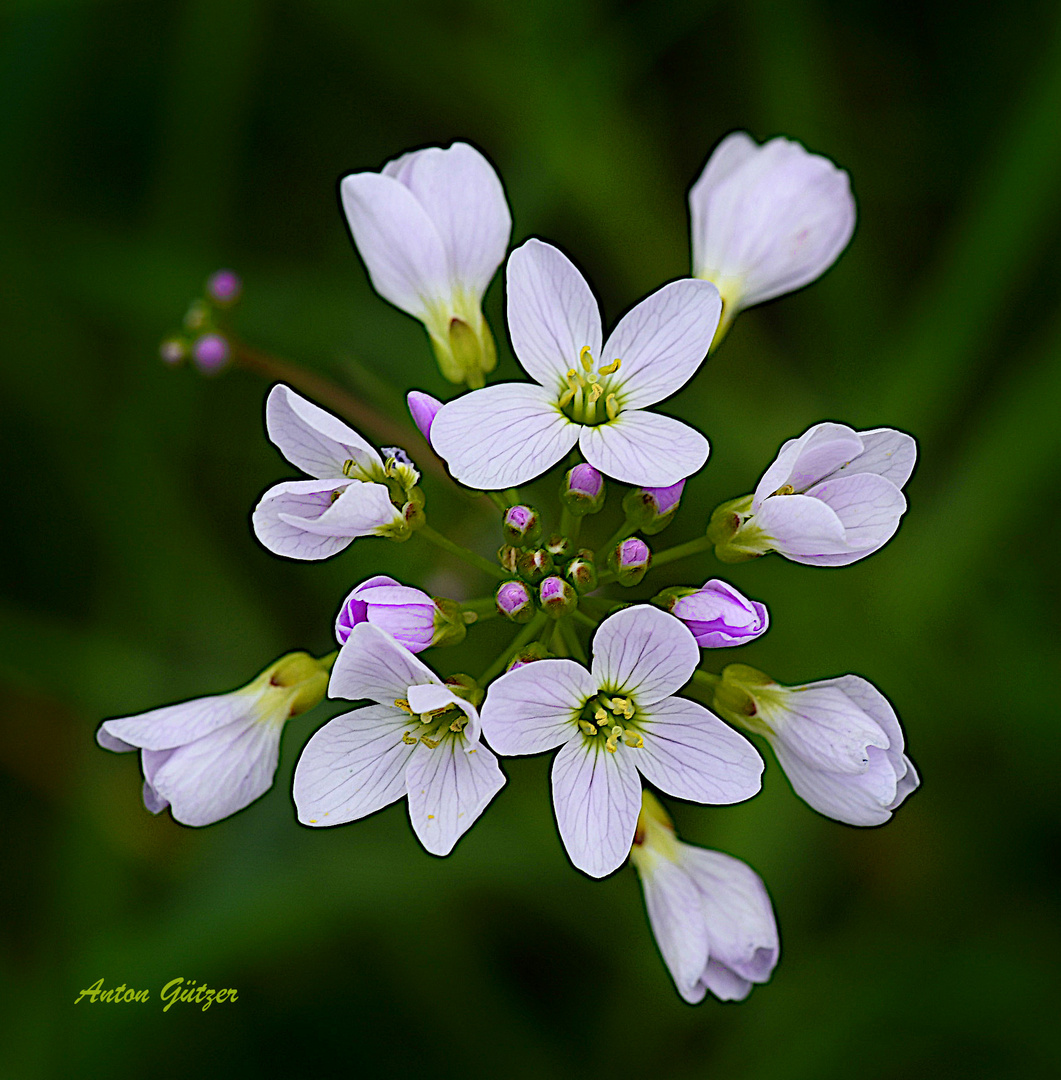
left=394, top=698, right=469, bottom=749
left=577, top=692, right=643, bottom=752
left=558, top=346, right=622, bottom=426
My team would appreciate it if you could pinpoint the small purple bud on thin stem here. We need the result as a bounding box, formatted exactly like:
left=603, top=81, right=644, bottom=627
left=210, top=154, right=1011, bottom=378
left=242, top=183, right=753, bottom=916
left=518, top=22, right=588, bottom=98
left=206, top=269, right=242, bottom=306
left=614, top=537, right=652, bottom=585
left=539, top=575, right=577, bottom=617
left=496, top=580, right=535, bottom=623
left=561, top=463, right=605, bottom=515
left=192, top=333, right=230, bottom=374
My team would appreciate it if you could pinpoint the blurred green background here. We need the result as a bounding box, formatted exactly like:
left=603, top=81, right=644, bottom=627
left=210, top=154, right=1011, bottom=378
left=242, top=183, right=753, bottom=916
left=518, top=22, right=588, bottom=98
left=3, top=0, right=1060, bottom=1076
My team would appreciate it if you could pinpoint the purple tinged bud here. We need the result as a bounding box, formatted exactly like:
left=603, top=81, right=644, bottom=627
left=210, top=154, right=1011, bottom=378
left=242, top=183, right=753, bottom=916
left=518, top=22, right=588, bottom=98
left=160, top=338, right=186, bottom=365
left=335, top=575, right=435, bottom=652
left=643, top=480, right=685, bottom=517
left=192, top=333, right=230, bottom=374
left=562, top=463, right=606, bottom=516
left=503, top=504, right=541, bottom=544
left=517, top=547, right=554, bottom=584
left=539, top=575, right=578, bottom=617
left=506, top=641, right=552, bottom=670
left=564, top=554, right=598, bottom=594
left=613, top=537, right=652, bottom=585
left=625, top=479, right=686, bottom=535
left=407, top=390, right=443, bottom=445
left=206, top=269, right=242, bottom=306
left=671, top=580, right=769, bottom=648
left=496, top=580, right=535, bottom=623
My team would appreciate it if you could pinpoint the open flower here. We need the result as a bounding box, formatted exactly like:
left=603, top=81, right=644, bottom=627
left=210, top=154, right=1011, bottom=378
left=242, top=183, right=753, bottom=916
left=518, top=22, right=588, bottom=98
left=97, top=652, right=332, bottom=827
left=431, top=239, right=721, bottom=489
left=689, top=132, right=856, bottom=337
left=631, top=792, right=779, bottom=1002
left=713, top=664, right=919, bottom=826
left=341, top=142, right=511, bottom=387
left=252, top=384, right=420, bottom=561
left=480, top=606, right=762, bottom=878
left=293, top=624, right=505, bottom=855
left=709, top=422, right=916, bottom=566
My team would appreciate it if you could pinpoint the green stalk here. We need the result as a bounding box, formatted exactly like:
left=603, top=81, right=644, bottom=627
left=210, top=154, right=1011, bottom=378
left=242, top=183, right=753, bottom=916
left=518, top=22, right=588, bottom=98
left=649, top=533, right=714, bottom=568
left=418, top=525, right=506, bottom=580
left=479, top=611, right=548, bottom=683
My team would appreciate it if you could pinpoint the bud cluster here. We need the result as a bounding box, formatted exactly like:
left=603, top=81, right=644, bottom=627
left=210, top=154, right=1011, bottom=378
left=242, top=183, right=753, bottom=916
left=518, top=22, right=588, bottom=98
left=158, top=269, right=243, bottom=375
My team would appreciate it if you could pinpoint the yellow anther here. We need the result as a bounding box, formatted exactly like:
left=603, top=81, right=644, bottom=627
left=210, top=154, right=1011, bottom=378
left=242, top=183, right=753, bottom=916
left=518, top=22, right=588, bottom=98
left=605, top=394, right=619, bottom=421
left=588, top=383, right=603, bottom=403
left=401, top=731, right=418, bottom=745
left=578, top=719, right=598, bottom=736
left=566, top=368, right=580, bottom=382
left=623, top=729, right=644, bottom=749
left=558, top=387, right=576, bottom=408
left=394, top=698, right=413, bottom=714
left=608, top=697, right=635, bottom=720
left=580, top=346, right=595, bottom=371
left=597, top=358, right=621, bottom=376
left=449, top=715, right=467, bottom=732
left=420, top=735, right=441, bottom=749
left=772, top=484, right=796, bottom=496
left=342, top=459, right=358, bottom=478
left=594, top=707, right=608, bottom=723
left=605, top=725, right=622, bottom=753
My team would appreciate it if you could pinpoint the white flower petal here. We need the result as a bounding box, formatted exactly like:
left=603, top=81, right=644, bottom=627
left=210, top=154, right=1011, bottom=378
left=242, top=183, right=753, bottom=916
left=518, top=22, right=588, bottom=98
left=579, top=410, right=708, bottom=487
left=590, top=606, right=699, bottom=706
left=394, top=142, right=511, bottom=300
left=265, top=384, right=382, bottom=480
left=340, top=170, right=449, bottom=318
left=603, top=278, right=720, bottom=409
left=149, top=714, right=282, bottom=827
left=826, top=675, right=906, bottom=770
left=641, top=860, right=711, bottom=1003
left=689, top=132, right=760, bottom=223
left=506, top=238, right=603, bottom=391
left=431, top=382, right=579, bottom=489
left=805, top=473, right=906, bottom=551
left=278, top=480, right=401, bottom=538
left=292, top=704, right=418, bottom=826
left=101, top=692, right=258, bottom=752
left=832, top=427, right=917, bottom=489
left=404, top=737, right=506, bottom=855
left=753, top=493, right=851, bottom=559
left=550, top=736, right=642, bottom=878
left=480, top=659, right=596, bottom=755
left=331, top=622, right=440, bottom=705
left=753, top=422, right=864, bottom=506
left=97, top=726, right=137, bottom=753
left=252, top=479, right=359, bottom=561
left=890, top=755, right=920, bottom=811
left=406, top=682, right=482, bottom=745
left=636, top=696, right=763, bottom=804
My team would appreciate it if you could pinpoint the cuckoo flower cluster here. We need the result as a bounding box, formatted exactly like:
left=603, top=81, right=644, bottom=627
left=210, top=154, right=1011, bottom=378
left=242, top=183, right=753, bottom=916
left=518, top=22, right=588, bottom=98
left=101, top=135, right=919, bottom=1005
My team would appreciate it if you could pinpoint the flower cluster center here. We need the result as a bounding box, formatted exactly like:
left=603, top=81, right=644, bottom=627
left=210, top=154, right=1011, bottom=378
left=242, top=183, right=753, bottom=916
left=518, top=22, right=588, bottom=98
left=558, top=346, right=622, bottom=426
left=395, top=698, right=468, bottom=749
left=577, top=692, right=643, bottom=752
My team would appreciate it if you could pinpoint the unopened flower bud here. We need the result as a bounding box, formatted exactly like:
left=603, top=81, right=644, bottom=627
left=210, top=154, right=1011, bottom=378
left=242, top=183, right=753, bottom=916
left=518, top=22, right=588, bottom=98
left=669, top=580, right=769, bottom=648
left=497, top=544, right=519, bottom=574
left=206, top=269, right=242, bottom=306
left=192, top=333, right=230, bottom=374
left=442, top=672, right=484, bottom=709
left=612, top=537, right=652, bottom=585
left=544, top=534, right=573, bottom=559
left=183, top=300, right=209, bottom=332
left=707, top=494, right=763, bottom=563
left=564, top=553, right=598, bottom=594
left=431, top=597, right=468, bottom=647
left=335, top=575, right=435, bottom=652
left=159, top=337, right=186, bottom=365
left=506, top=641, right=552, bottom=670
left=400, top=499, right=425, bottom=534
left=503, top=504, right=541, bottom=545
left=624, top=480, right=686, bottom=536
left=407, top=390, right=443, bottom=446
left=496, top=580, right=535, bottom=623
left=517, top=548, right=554, bottom=584
left=539, top=575, right=578, bottom=617
left=561, top=463, right=605, bottom=516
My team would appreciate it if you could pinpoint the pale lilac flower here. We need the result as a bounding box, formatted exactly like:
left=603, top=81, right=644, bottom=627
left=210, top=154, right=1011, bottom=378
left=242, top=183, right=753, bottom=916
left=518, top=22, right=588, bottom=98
left=711, top=422, right=916, bottom=566
left=690, top=132, right=855, bottom=333
left=631, top=792, right=779, bottom=1003
left=97, top=652, right=331, bottom=827
left=341, top=142, right=511, bottom=386
left=431, top=239, right=721, bottom=489
left=713, top=665, right=919, bottom=826
left=294, top=624, right=505, bottom=855
left=480, top=606, right=762, bottom=878
left=670, top=580, right=769, bottom=648
left=252, top=384, right=416, bottom=561
left=335, top=575, right=436, bottom=652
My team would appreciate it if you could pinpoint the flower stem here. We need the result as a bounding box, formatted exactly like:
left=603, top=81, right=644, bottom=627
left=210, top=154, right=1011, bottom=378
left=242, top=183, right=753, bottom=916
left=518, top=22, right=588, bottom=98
left=486, top=491, right=509, bottom=512
left=596, top=518, right=635, bottom=561
left=686, top=668, right=720, bottom=705
left=650, top=533, right=714, bottom=568
left=504, top=488, right=521, bottom=506
left=417, top=525, right=506, bottom=580
left=460, top=596, right=500, bottom=615
left=571, top=607, right=599, bottom=631
left=559, top=617, right=588, bottom=662
left=559, top=506, right=581, bottom=544
left=479, top=611, right=548, bottom=683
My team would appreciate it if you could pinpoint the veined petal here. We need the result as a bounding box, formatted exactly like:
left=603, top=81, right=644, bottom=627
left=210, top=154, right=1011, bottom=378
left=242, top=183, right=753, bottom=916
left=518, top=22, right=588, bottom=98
left=293, top=704, right=418, bottom=826
left=753, top=423, right=864, bottom=506
left=395, top=142, right=511, bottom=300
left=506, top=239, right=602, bottom=391
left=805, top=473, right=906, bottom=550
left=579, top=410, right=708, bottom=488
left=832, top=428, right=917, bottom=489
left=828, top=675, right=911, bottom=784
left=753, top=493, right=851, bottom=558
left=551, top=736, right=642, bottom=878
left=431, top=382, right=579, bottom=489
left=774, top=741, right=898, bottom=826
left=252, top=479, right=359, bottom=561
left=404, top=737, right=506, bottom=855
left=604, top=279, right=720, bottom=409
left=891, top=755, right=920, bottom=810
left=689, top=133, right=760, bottom=263
left=480, top=659, right=596, bottom=755
left=641, top=860, right=711, bottom=1003
left=340, top=170, right=449, bottom=318
left=636, top=696, right=764, bottom=804
left=149, top=714, right=283, bottom=827
left=101, top=691, right=258, bottom=751
left=331, top=622, right=440, bottom=705
left=278, top=480, right=401, bottom=538
left=265, top=384, right=382, bottom=480
left=591, top=606, right=699, bottom=706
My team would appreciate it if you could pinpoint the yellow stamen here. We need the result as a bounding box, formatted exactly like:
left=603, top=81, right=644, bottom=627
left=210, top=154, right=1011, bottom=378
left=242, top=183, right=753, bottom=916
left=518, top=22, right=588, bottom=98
left=342, top=459, right=358, bottom=478
left=420, top=735, right=441, bottom=749
left=394, top=698, right=413, bottom=714
left=578, top=719, right=598, bottom=736
left=594, top=707, right=608, bottom=723
left=605, top=394, right=619, bottom=421
left=623, top=729, right=644, bottom=749
left=605, top=725, right=623, bottom=753
left=580, top=346, right=594, bottom=371
left=772, top=484, right=795, bottom=496
left=558, top=387, right=576, bottom=408
left=588, top=383, right=603, bottom=403
left=597, top=358, right=621, bottom=376
left=401, top=731, right=418, bottom=745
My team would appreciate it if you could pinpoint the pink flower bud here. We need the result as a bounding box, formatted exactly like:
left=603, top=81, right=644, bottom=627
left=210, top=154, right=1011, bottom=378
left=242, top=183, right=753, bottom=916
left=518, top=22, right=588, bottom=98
left=671, top=580, right=769, bottom=648
left=562, top=463, right=605, bottom=515
left=206, top=269, right=242, bottom=306
left=613, top=537, right=651, bottom=585
left=539, top=575, right=578, bottom=616
left=335, top=575, right=435, bottom=652
left=192, top=333, right=230, bottom=374
left=407, top=391, right=443, bottom=445
left=496, top=580, right=535, bottom=622
left=502, top=504, right=540, bottom=544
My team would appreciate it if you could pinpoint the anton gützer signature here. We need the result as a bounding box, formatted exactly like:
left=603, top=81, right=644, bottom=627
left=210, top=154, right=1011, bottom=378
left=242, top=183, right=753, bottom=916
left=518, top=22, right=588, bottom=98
left=75, top=977, right=238, bottom=1012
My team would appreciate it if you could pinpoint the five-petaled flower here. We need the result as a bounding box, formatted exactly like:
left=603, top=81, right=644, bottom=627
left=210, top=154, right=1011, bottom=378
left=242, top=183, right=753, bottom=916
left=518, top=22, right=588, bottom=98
left=431, top=239, right=722, bottom=489
left=294, top=624, right=505, bottom=855
left=480, top=605, right=763, bottom=878
left=252, top=384, right=420, bottom=561
left=631, top=792, right=779, bottom=1002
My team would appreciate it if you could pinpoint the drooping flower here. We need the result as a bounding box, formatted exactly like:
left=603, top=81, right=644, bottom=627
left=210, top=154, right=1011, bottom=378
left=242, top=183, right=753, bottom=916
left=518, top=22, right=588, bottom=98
left=480, top=606, right=762, bottom=878
left=631, top=791, right=779, bottom=1002
left=712, top=664, right=919, bottom=826
left=708, top=422, right=916, bottom=566
left=252, top=384, right=420, bottom=561
left=689, top=132, right=856, bottom=340
left=341, top=142, right=511, bottom=387
left=665, top=579, right=769, bottom=648
left=293, top=624, right=505, bottom=855
left=334, top=575, right=437, bottom=652
left=431, top=239, right=721, bottom=489
left=97, top=652, right=332, bottom=827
